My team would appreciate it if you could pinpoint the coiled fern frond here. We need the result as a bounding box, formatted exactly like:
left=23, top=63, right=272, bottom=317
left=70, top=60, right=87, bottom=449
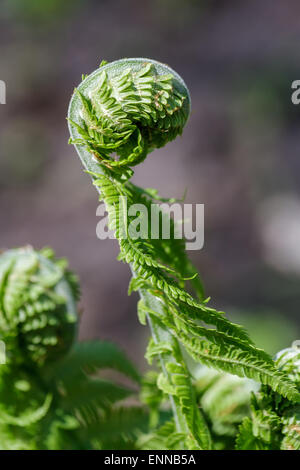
left=68, top=58, right=300, bottom=449
left=69, top=58, right=190, bottom=172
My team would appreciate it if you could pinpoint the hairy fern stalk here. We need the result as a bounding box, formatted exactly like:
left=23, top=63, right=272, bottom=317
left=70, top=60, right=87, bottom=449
left=68, top=58, right=300, bottom=449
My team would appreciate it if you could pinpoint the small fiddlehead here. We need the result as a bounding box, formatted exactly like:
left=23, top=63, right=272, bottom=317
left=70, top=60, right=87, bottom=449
left=236, top=342, right=300, bottom=450
left=0, top=246, right=78, bottom=449
left=68, top=58, right=299, bottom=449
left=68, top=58, right=190, bottom=174
left=0, top=246, right=78, bottom=365
left=0, top=246, right=143, bottom=449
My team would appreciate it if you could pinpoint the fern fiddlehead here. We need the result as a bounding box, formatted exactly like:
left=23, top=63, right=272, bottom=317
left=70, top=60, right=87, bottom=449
left=68, top=58, right=300, bottom=449
left=0, top=246, right=78, bottom=448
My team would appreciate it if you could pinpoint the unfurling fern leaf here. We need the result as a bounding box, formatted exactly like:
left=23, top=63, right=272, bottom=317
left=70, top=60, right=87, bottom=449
left=68, top=57, right=300, bottom=449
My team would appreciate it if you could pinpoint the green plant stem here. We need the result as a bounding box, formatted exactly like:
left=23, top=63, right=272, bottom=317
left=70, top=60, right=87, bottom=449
left=141, top=287, right=211, bottom=448
left=140, top=288, right=187, bottom=434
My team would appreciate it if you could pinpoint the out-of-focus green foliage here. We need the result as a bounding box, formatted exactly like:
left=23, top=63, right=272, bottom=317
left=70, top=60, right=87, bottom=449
left=0, top=247, right=146, bottom=449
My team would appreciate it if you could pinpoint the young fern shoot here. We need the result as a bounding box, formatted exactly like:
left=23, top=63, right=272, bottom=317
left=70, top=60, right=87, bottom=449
left=68, top=58, right=300, bottom=449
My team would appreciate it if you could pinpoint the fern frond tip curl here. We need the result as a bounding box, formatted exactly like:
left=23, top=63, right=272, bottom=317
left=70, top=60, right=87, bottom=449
left=68, top=58, right=191, bottom=173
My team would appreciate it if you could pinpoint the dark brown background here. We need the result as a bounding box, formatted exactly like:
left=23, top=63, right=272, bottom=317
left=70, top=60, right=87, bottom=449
left=1, top=0, right=300, bottom=367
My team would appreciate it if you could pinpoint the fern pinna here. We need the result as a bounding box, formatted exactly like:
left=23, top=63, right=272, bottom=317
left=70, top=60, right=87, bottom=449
left=68, top=58, right=300, bottom=449
left=0, top=246, right=143, bottom=449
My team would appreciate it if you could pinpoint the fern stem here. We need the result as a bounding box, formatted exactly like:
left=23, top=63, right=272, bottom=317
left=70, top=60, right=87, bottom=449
left=140, top=285, right=211, bottom=449
left=140, top=289, right=188, bottom=433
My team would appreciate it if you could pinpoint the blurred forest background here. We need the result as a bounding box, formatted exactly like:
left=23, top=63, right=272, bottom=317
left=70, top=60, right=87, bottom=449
left=1, top=0, right=300, bottom=367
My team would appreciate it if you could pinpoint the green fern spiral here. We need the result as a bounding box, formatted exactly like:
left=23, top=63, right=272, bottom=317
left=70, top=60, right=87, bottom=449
left=68, top=58, right=300, bottom=450
left=0, top=246, right=78, bottom=365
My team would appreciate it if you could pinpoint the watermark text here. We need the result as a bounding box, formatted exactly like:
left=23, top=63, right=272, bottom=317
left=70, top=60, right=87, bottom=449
left=96, top=198, right=204, bottom=251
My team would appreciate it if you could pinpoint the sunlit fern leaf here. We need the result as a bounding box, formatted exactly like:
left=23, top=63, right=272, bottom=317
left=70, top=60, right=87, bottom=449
left=0, top=246, right=146, bottom=450
left=139, top=298, right=299, bottom=401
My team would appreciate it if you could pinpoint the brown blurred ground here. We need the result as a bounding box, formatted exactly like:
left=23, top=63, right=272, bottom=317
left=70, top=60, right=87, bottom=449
left=1, top=0, right=300, bottom=366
